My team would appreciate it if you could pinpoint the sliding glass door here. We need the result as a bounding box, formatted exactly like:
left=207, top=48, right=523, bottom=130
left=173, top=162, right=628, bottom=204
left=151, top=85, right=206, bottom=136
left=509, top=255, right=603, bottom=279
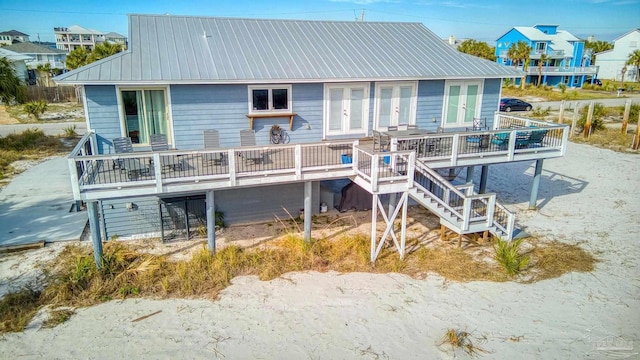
left=121, top=89, right=169, bottom=144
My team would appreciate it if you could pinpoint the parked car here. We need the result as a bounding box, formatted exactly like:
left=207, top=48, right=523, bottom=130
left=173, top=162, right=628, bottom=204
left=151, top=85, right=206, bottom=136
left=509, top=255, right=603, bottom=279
left=584, top=77, right=602, bottom=86
left=500, top=98, right=532, bottom=112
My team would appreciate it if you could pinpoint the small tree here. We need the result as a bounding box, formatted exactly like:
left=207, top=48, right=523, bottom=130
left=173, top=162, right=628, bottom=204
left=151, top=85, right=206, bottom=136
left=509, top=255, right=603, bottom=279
left=88, top=42, right=122, bottom=63
left=507, top=41, right=532, bottom=88
left=66, top=47, right=89, bottom=70
left=0, top=56, right=26, bottom=104
left=536, top=54, right=549, bottom=87
left=626, top=50, right=640, bottom=82
left=24, top=100, right=48, bottom=120
left=457, top=39, right=496, bottom=61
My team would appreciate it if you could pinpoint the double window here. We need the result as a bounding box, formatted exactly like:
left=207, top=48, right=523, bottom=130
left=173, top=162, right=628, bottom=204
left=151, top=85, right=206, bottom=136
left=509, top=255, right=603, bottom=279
left=248, top=85, right=292, bottom=114
left=119, top=88, right=170, bottom=145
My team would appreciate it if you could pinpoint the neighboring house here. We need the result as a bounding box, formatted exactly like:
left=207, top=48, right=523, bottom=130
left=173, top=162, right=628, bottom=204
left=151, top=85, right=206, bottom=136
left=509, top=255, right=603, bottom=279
left=595, top=29, right=640, bottom=82
left=495, top=24, right=598, bottom=87
left=0, top=47, right=32, bottom=82
left=104, top=32, right=128, bottom=50
left=55, top=15, right=568, bottom=261
left=0, top=30, right=30, bottom=45
left=54, top=25, right=128, bottom=53
left=3, top=42, right=67, bottom=70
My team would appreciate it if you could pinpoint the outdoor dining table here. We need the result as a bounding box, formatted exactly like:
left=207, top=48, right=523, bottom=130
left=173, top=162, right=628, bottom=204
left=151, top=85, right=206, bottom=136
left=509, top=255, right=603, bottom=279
left=382, top=129, right=437, bottom=154
left=381, top=129, right=434, bottom=138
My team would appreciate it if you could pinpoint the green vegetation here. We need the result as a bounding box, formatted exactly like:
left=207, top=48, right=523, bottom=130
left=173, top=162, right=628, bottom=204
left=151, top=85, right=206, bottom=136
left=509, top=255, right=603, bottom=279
left=66, top=42, right=123, bottom=70
left=0, top=129, right=68, bottom=179
left=0, top=57, right=26, bottom=104
left=507, top=40, right=532, bottom=89
left=584, top=40, right=613, bottom=64
left=577, top=102, right=606, bottom=132
left=0, top=233, right=596, bottom=333
left=494, top=239, right=529, bottom=275
left=457, top=39, right=496, bottom=61
left=572, top=128, right=637, bottom=152
left=531, top=106, right=551, bottom=118
left=23, top=100, right=48, bottom=120
left=62, top=125, right=78, bottom=138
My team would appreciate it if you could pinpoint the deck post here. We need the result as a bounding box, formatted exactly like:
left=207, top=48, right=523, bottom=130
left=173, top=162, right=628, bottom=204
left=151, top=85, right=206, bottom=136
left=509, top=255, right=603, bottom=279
left=465, top=166, right=474, bottom=184
left=388, top=192, right=397, bottom=218
left=529, top=159, right=544, bottom=210
left=304, top=181, right=312, bottom=242
left=479, top=165, right=489, bottom=194
left=87, top=201, right=103, bottom=269
left=370, top=194, right=378, bottom=262
left=206, top=190, right=216, bottom=253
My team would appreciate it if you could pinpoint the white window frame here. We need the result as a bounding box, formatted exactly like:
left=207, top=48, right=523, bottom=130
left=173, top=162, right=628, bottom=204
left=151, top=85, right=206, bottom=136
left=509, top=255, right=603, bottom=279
left=323, top=82, right=370, bottom=137
left=115, top=85, right=174, bottom=147
left=247, top=85, right=293, bottom=115
left=441, top=80, right=484, bottom=128
left=536, top=42, right=547, bottom=53
left=373, top=81, right=418, bottom=130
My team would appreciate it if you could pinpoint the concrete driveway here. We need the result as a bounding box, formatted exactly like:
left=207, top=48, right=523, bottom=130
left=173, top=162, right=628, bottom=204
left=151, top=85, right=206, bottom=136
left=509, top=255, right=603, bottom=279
left=530, top=94, right=640, bottom=110
left=0, top=157, right=87, bottom=247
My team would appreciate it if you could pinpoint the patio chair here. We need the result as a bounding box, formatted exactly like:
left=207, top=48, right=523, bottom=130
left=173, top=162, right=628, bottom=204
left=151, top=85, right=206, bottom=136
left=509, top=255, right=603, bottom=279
left=373, top=130, right=390, bottom=152
left=150, top=134, right=182, bottom=171
left=465, top=118, right=489, bottom=149
left=202, top=130, right=225, bottom=165
left=239, top=129, right=263, bottom=164
left=112, top=137, right=133, bottom=170
left=527, top=130, right=548, bottom=147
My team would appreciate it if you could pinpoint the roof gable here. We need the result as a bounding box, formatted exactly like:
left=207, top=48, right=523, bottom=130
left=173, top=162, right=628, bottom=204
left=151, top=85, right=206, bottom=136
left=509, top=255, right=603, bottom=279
left=55, top=14, right=521, bottom=84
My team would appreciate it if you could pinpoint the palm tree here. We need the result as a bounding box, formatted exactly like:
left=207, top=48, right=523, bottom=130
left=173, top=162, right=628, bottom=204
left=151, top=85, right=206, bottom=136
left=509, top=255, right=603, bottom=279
left=507, top=41, right=533, bottom=89
left=626, top=50, right=640, bottom=82
left=536, top=54, right=549, bottom=87
left=0, top=56, right=26, bottom=104
left=584, top=40, right=613, bottom=64
left=88, top=42, right=123, bottom=63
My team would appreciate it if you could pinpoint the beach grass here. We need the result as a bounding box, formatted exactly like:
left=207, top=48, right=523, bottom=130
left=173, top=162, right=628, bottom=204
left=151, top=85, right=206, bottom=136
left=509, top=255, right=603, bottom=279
left=0, top=129, right=69, bottom=179
left=0, top=233, right=597, bottom=333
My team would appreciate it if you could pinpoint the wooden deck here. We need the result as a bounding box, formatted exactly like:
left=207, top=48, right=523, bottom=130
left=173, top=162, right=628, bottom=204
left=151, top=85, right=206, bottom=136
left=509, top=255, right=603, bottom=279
left=68, top=114, right=569, bottom=201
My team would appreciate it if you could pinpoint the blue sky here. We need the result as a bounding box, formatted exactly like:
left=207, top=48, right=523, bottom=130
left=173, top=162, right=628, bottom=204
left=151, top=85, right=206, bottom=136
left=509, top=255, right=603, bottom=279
left=0, top=0, right=637, bottom=43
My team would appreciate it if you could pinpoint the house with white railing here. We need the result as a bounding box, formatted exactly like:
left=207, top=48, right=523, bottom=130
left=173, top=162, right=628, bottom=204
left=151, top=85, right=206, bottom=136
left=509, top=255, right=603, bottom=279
left=495, top=24, right=599, bottom=87
left=54, top=14, right=569, bottom=265
left=595, top=29, right=640, bottom=82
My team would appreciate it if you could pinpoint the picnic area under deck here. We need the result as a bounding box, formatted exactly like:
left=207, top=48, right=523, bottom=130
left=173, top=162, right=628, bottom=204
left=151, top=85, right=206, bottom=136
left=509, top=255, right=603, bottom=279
left=68, top=114, right=569, bottom=266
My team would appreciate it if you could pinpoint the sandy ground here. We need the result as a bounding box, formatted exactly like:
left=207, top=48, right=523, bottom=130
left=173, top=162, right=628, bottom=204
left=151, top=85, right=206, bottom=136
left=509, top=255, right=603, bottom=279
left=1, top=142, right=639, bottom=359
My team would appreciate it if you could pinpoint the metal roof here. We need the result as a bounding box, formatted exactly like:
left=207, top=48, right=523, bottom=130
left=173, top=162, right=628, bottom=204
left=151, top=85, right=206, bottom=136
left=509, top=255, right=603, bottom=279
left=0, top=48, right=32, bottom=62
left=4, top=42, right=67, bottom=55
left=55, top=14, right=521, bottom=84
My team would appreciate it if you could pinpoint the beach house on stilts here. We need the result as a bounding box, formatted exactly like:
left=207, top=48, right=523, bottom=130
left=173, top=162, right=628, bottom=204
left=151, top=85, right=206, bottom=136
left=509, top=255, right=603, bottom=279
left=55, top=14, right=569, bottom=266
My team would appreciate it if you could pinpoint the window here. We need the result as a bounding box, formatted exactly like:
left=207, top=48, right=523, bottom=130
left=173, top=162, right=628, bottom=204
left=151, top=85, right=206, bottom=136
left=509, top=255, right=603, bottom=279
left=119, top=88, right=170, bottom=145
left=373, top=82, right=417, bottom=130
left=248, top=85, right=292, bottom=114
left=442, top=80, right=483, bottom=127
left=536, top=42, right=546, bottom=53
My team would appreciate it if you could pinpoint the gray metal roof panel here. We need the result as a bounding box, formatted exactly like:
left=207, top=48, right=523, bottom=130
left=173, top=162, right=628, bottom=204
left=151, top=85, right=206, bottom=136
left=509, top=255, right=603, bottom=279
left=55, top=14, right=522, bottom=84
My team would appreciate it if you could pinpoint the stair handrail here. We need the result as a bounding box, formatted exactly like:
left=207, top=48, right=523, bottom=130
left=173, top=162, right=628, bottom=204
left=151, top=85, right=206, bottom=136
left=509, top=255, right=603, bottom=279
left=413, top=159, right=468, bottom=223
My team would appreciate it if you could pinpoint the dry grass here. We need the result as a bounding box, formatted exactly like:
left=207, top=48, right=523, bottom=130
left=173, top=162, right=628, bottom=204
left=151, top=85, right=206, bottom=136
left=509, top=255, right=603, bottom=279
left=439, top=328, right=488, bottom=357
left=0, top=129, right=71, bottom=179
left=0, top=233, right=597, bottom=333
left=571, top=128, right=638, bottom=153
left=501, top=86, right=618, bottom=101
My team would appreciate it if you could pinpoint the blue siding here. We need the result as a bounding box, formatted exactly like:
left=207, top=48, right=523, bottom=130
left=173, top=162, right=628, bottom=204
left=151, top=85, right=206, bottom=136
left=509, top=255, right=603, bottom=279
left=481, top=78, right=501, bottom=127
left=85, top=85, right=121, bottom=154
left=100, top=183, right=322, bottom=238
left=171, top=83, right=324, bottom=149
left=416, top=80, right=444, bottom=131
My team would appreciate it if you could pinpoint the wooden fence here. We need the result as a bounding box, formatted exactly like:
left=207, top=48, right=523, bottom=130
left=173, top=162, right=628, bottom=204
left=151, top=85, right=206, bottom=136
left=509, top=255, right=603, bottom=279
left=25, top=86, right=80, bottom=103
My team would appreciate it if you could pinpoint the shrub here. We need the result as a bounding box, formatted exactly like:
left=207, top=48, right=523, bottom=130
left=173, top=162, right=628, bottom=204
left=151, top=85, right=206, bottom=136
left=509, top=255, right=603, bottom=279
left=630, top=103, right=640, bottom=124
left=494, top=239, right=529, bottom=275
left=577, top=102, right=606, bottom=132
left=531, top=106, right=551, bottom=117
left=23, top=100, right=48, bottom=120
left=558, top=83, right=567, bottom=93
left=62, top=125, right=77, bottom=138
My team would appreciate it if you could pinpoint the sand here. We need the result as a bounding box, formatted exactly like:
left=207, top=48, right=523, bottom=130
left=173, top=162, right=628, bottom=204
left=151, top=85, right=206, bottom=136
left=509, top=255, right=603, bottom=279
left=1, top=142, right=639, bottom=359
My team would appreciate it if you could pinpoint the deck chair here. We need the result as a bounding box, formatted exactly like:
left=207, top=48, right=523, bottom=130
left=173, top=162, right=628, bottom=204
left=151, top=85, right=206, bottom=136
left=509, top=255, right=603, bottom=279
left=527, top=130, right=548, bottom=147
left=112, top=137, right=133, bottom=170
left=150, top=134, right=182, bottom=171
left=239, top=129, right=263, bottom=164
left=465, top=118, right=488, bottom=148
left=373, top=130, right=390, bottom=152
left=202, top=130, right=225, bottom=165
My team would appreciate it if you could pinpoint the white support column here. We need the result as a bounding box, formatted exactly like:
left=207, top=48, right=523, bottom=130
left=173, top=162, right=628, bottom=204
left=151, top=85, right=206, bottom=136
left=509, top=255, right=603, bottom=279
left=304, top=181, right=312, bottom=242
left=388, top=193, right=397, bottom=218
left=370, top=194, right=378, bottom=262
left=400, top=192, right=408, bottom=259
left=227, top=149, right=236, bottom=186
left=153, top=153, right=163, bottom=193
left=294, top=144, right=302, bottom=180
left=206, top=190, right=216, bottom=253
left=87, top=201, right=103, bottom=269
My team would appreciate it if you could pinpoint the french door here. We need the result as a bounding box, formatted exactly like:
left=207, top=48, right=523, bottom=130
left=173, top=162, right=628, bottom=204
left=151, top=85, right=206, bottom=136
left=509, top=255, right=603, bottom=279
left=325, top=83, right=369, bottom=136
left=120, top=88, right=171, bottom=145
left=374, top=82, right=417, bottom=130
left=442, top=80, right=483, bottom=127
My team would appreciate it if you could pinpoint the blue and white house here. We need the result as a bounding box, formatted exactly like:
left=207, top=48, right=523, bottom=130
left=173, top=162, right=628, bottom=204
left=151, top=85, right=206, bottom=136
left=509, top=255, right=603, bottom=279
left=55, top=14, right=570, bottom=265
left=495, top=24, right=599, bottom=87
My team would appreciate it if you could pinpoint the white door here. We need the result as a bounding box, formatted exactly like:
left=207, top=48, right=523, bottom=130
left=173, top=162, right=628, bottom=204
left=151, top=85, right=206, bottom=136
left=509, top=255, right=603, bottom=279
left=442, top=80, right=483, bottom=128
left=374, top=82, right=417, bottom=130
left=325, top=83, right=369, bottom=136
